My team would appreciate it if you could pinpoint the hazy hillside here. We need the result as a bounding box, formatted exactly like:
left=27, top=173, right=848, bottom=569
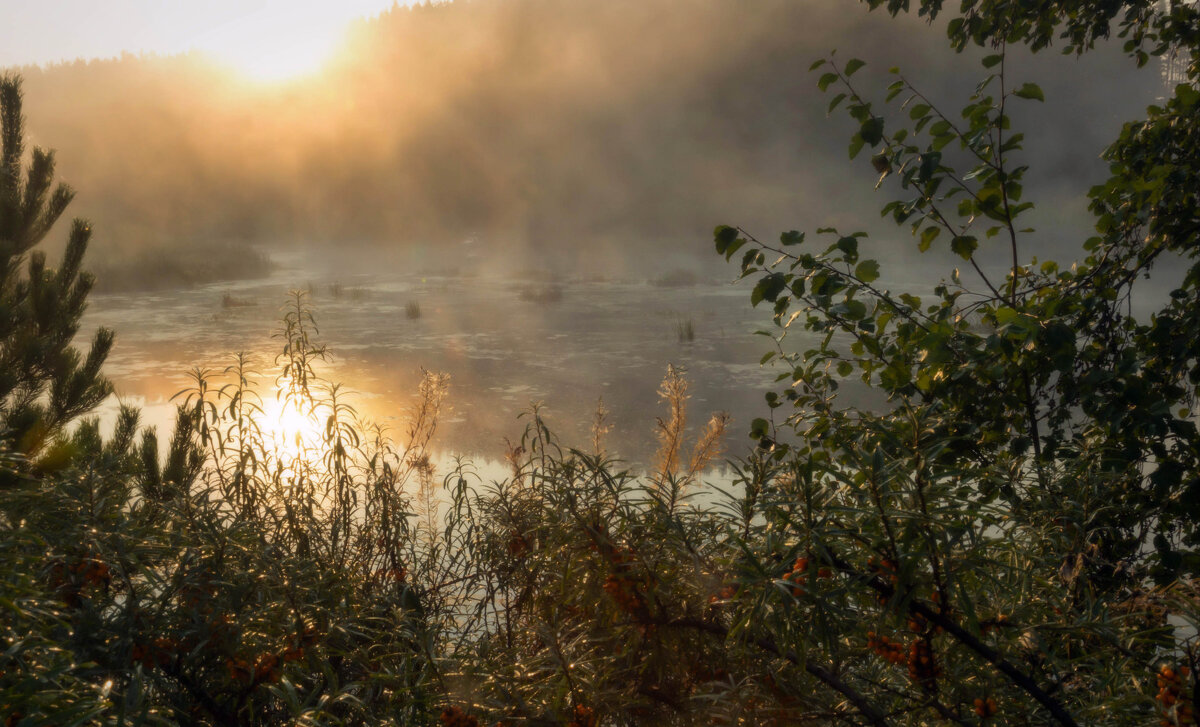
left=10, top=0, right=1161, bottom=283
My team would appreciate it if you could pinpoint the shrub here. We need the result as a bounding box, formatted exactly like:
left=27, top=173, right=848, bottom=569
left=221, top=291, right=254, bottom=308
left=517, top=283, right=564, bottom=304
left=676, top=317, right=695, bottom=342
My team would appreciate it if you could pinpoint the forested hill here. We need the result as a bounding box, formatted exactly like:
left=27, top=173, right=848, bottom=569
left=13, top=0, right=1157, bottom=274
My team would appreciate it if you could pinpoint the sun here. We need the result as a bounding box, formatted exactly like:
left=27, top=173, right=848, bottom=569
left=191, top=7, right=351, bottom=84
left=214, top=35, right=341, bottom=84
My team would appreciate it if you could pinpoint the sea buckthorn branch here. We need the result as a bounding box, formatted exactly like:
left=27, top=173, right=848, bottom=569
left=155, top=658, right=239, bottom=725
left=660, top=616, right=891, bottom=727
left=822, top=551, right=1079, bottom=727
left=863, top=675, right=971, bottom=726
left=1157, top=663, right=1196, bottom=726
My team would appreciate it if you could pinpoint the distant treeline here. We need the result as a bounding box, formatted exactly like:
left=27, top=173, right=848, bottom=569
left=89, top=243, right=271, bottom=293
left=13, top=0, right=1158, bottom=274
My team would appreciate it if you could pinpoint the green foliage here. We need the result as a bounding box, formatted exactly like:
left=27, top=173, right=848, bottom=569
left=702, top=0, right=1200, bottom=723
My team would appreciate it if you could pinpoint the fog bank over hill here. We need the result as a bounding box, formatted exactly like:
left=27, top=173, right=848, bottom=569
left=10, top=0, right=1160, bottom=284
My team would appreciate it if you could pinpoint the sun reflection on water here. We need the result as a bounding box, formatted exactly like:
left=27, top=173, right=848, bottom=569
left=260, top=392, right=325, bottom=465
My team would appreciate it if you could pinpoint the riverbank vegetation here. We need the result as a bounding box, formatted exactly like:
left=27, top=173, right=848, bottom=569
left=91, top=243, right=271, bottom=293
left=3, top=1, right=1200, bottom=725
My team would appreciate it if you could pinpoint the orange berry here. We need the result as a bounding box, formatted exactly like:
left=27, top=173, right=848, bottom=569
left=226, top=658, right=253, bottom=684
left=973, top=697, right=998, bottom=718
left=439, top=706, right=478, bottom=727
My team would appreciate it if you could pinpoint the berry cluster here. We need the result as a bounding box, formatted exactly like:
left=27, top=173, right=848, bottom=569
left=506, top=531, right=530, bottom=557
left=781, top=556, right=833, bottom=597
left=603, top=573, right=646, bottom=615
left=75, top=558, right=111, bottom=587
left=1157, top=664, right=1195, bottom=726
left=868, top=559, right=897, bottom=580
left=46, top=554, right=112, bottom=608
left=867, top=556, right=898, bottom=582
left=370, top=566, right=407, bottom=584
left=602, top=546, right=648, bottom=617
left=980, top=613, right=1009, bottom=634
left=867, top=631, right=940, bottom=690
left=908, top=610, right=945, bottom=637
left=568, top=704, right=597, bottom=727
left=226, top=654, right=274, bottom=685
left=867, top=631, right=905, bottom=665
left=281, top=644, right=305, bottom=663
left=907, top=638, right=940, bottom=690
left=224, top=646, right=307, bottom=686
left=973, top=697, right=998, bottom=719
left=708, top=583, right=738, bottom=605
left=867, top=556, right=899, bottom=605
left=439, top=706, right=479, bottom=727
left=131, top=637, right=180, bottom=670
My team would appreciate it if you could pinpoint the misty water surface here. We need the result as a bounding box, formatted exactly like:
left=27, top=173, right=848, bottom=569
left=83, top=246, right=819, bottom=468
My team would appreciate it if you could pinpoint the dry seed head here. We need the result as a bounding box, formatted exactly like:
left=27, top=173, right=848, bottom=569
left=653, top=364, right=689, bottom=477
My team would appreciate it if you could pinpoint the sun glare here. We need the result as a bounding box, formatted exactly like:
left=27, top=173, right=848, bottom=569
left=217, top=35, right=340, bottom=84
left=261, top=394, right=325, bottom=463
left=192, top=7, right=353, bottom=84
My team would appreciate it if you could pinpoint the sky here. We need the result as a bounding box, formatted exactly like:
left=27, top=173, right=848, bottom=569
left=1, top=1, right=413, bottom=80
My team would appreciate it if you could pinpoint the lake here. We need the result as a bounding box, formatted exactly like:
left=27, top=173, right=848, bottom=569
left=82, top=246, right=786, bottom=470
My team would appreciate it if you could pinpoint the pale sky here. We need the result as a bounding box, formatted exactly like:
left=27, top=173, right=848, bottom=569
left=1, top=1, right=414, bottom=80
